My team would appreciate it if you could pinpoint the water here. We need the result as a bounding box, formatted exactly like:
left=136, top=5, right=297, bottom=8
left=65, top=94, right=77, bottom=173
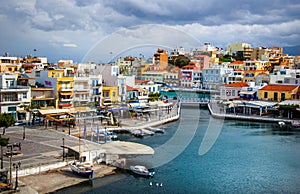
left=56, top=107, right=300, bottom=193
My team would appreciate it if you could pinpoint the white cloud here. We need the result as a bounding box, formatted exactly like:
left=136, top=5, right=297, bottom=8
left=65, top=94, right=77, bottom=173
left=63, top=43, right=78, bottom=48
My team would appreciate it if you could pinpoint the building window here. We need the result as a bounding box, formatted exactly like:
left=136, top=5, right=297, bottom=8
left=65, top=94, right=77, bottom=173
left=8, top=106, right=16, bottom=112
left=36, top=71, right=40, bottom=77
left=5, top=93, right=16, bottom=101
left=22, top=93, right=27, bottom=99
left=281, top=93, right=285, bottom=101
left=264, top=92, right=268, bottom=99
left=10, top=80, right=14, bottom=87
left=112, top=91, right=116, bottom=97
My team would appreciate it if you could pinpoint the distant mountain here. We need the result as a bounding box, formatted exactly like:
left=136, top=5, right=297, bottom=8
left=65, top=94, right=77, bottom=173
left=283, top=45, right=300, bottom=56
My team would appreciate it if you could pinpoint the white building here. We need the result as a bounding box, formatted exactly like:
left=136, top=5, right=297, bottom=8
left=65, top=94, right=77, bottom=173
left=0, top=73, right=31, bottom=120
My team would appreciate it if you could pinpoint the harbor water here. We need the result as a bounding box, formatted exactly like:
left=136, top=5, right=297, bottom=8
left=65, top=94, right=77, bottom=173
left=55, top=107, right=300, bottom=193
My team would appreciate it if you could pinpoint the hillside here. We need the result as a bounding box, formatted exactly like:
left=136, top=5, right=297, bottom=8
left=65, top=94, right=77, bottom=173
left=283, top=45, right=300, bottom=56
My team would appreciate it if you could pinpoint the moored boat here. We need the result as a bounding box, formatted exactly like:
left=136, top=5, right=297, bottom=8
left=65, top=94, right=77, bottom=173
left=130, top=165, right=155, bottom=177
left=69, top=161, right=94, bottom=178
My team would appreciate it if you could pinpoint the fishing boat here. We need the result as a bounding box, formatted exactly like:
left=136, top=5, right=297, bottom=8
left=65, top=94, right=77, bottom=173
left=130, top=165, right=155, bottom=177
left=69, top=112, right=94, bottom=178
left=69, top=161, right=94, bottom=178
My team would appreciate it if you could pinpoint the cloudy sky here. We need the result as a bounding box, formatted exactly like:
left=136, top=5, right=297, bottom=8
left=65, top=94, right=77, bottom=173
left=1, top=0, right=299, bottom=63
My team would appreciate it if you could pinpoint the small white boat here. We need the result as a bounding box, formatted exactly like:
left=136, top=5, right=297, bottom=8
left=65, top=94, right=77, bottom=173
left=130, top=165, right=155, bottom=177
left=69, top=161, right=94, bottom=178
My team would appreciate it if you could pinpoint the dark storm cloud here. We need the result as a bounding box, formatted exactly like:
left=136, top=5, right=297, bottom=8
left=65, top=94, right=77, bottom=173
left=0, top=0, right=299, bottom=61
left=1, top=0, right=299, bottom=32
left=102, top=0, right=300, bottom=26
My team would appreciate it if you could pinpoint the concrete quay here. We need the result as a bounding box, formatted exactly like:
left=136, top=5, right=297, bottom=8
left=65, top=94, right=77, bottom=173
left=0, top=103, right=181, bottom=193
left=208, top=101, right=300, bottom=124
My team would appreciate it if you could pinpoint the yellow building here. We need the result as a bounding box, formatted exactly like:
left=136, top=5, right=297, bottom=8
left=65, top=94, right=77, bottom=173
left=102, top=86, right=119, bottom=104
left=258, top=84, right=299, bottom=102
left=36, top=69, right=75, bottom=109
left=0, top=56, right=22, bottom=73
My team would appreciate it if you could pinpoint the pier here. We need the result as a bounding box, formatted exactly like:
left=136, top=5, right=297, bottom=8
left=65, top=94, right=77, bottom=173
left=208, top=100, right=299, bottom=123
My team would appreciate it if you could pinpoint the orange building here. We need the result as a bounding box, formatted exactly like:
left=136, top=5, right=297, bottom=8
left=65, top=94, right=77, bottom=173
left=154, top=48, right=168, bottom=70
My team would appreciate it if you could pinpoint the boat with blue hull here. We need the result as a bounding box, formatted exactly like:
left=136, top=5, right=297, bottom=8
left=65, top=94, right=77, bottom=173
left=69, top=161, right=94, bottom=178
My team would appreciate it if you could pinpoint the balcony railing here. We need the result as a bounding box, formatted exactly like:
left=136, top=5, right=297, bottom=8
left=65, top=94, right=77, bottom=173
left=60, top=87, right=73, bottom=91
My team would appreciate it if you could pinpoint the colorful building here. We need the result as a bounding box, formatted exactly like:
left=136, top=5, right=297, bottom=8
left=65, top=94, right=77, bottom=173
left=258, top=84, right=299, bottom=101
left=220, top=82, right=249, bottom=100
left=0, top=73, right=31, bottom=120
left=34, top=69, right=75, bottom=109
left=154, top=48, right=168, bottom=70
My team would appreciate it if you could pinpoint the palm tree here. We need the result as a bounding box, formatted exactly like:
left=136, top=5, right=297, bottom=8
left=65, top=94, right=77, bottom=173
left=20, top=103, right=40, bottom=125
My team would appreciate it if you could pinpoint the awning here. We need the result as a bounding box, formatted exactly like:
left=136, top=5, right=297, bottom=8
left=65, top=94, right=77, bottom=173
left=32, top=98, right=54, bottom=101
left=17, top=110, right=27, bottom=113
left=278, top=100, right=300, bottom=106
left=74, top=91, right=89, bottom=95
left=239, top=91, right=256, bottom=95
left=38, top=109, right=70, bottom=115
left=60, top=92, right=73, bottom=96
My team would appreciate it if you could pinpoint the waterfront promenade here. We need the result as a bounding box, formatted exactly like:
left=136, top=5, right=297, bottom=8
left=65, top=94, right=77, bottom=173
left=0, top=102, right=180, bottom=193
left=208, top=100, right=300, bottom=124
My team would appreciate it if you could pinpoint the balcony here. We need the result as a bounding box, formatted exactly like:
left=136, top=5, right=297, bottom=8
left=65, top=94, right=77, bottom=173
left=59, top=103, right=72, bottom=107
left=60, top=87, right=73, bottom=92
left=0, top=86, right=30, bottom=93
left=59, top=101, right=72, bottom=107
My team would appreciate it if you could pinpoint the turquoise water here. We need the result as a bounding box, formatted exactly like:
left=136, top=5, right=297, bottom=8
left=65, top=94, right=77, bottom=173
left=56, top=107, right=300, bottom=194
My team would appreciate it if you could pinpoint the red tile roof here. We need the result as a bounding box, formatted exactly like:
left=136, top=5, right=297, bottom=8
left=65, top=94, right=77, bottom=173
left=126, top=85, right=138, bottom=91
left=260, top=84, right=299, bottom=91
left=182, top=65, right=200, bottom=70
left=135, top=80, right=150, bottom=84
left=225, top=82, right=249, bottom=87
left=231, top=61, right=244, bottom=64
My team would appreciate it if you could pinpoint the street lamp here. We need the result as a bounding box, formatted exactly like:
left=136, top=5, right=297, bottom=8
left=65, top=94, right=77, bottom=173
left=13, top=162, right=21, bottom=190
left=68, top=120, right=71, bottom=135
left=6, top=144, right=13, bottom=187
left=23, top=125, right=25, bottom=140
left=6, top=143, right=21, bottom=188
left=62, top=138, right=65, bottom=161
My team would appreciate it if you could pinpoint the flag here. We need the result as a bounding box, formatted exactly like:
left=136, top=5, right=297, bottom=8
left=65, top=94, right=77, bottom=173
left=97, top=124, right=100, bottom=135
left=83, top=124, right=87, bottom=139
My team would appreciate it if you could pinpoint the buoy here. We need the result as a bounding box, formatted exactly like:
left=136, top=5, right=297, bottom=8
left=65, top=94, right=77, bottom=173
left=156, top=183, right=159, bottom=187
left=149, top=182, right=152, bottom=186
left=160, top=183, right=163, bottom=187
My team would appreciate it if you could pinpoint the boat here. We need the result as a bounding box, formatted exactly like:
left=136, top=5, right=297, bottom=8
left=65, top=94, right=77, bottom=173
left=104, top=131, right=118, bottom=140
left=147, top=127, right=165, bottom=134
left=69, top=161, right=94, bottom=178
left=291, top=121, right=300, bottom=129
left=130, top=165, right=155, bottom=177
left=131, top=129, right=144, bottom=138
left=69, top=113, right=94, bottom=178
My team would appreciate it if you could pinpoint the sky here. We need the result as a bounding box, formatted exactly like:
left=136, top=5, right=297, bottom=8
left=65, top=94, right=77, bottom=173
left=0, top=0, right=300, bottom=63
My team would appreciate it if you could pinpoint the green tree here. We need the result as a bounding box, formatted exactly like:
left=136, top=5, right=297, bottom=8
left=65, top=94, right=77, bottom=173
left=0, top=113, right=16, bottom=135
left=0, top=135, right=9, bottom=169
left=148, top=92, right=160, bottom=101
left=169, top=55, right=190, bottom=68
